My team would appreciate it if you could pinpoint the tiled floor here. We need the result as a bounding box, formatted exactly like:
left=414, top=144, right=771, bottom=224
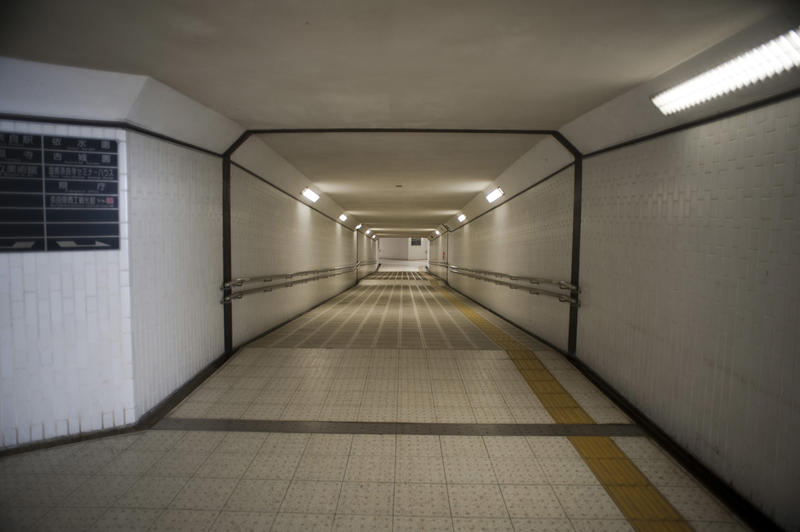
left=0, top=264, right=748, bottom=531
left=0, top=431, right=744, bottom=531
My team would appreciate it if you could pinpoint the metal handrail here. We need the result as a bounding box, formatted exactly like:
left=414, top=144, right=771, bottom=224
left=447, top=264, right=578, bottom=292
left=446, top=266, right=580, bottom=306
left=428, top=260, right=449, bottom=266
left=359, top=259, right=378, bottom=265
left=222, top=263, right=358, bottom=303
left=223, top=263, right=358, bottom=289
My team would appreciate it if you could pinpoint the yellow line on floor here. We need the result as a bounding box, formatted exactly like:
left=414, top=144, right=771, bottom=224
left=430, top=279, right=593, bottom=424
left=429, top=277, right=692, bottom=531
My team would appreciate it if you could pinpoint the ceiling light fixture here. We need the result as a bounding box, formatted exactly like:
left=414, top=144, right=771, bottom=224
left=486, top=187, right=504, bottom=203
left=457, top=214, right=466, bottom=222
left=435, top=230, right=440, bottom=235
left=652, top=27, right=800, bottom=115
left=339, top=214, right=348, bottom=222
left=301, top=188, right=320, bottom=202
left=366, top=229, right=371, bottom=235
left=372, top=235, right=376, bottom=239
left=355, top=223, right=362, bottom=230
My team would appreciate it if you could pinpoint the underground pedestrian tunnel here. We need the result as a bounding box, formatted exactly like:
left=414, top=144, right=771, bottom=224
left=0, top=2, right=799, bottom=531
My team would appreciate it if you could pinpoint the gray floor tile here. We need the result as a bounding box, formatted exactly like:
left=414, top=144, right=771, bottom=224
left=224, top=479, right=289, bottom=512
left=279, top=480, right=341, bottom=514
left=336, top=481, right=394, bottom=515
left=171, top=477, right=238, bottom=510
left=394, top=483, right=450, bottom=517
left=116, top=476, right=188, bottom=508
left=271, top=512, right=334, bottom=531
left=393, top=516, right=454, bottom=531
left=452, top=517, right=514, bottom=532
left=150, top=509, right=218, bottom=531
left=333, top=514, right=393, bottom=531
left=210, top=511, right=275, bottom=532
left=500, top=484, right=565, bottom=519
left=92, top=508, right=163, bottom=531
left=447, top=484, right=508, bottom=518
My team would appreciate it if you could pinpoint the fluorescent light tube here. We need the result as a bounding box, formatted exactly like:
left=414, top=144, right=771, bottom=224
left=339, top=214, right=348, bottom=222
left=355, top=224, right=362, bottom=230
left=486, top=187, right=504, bottom=203
left=457, top=214, right=466, bottom=222
left=302, top=188, right=320, bottom=202
left=652, top=27, right=800, bottom=115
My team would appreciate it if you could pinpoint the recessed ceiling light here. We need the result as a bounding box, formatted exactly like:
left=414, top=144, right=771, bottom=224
left=366, top=229, right=371, bottom=235
left=435, top=230, right=440, bottom=235
left=457, top=214, right=466, bottom=222
left=372, top=234, right=376, bottom=239
left=339, top=214, right=348, bottom=222
left=486, top=187, right=504, bottom=203
left=652, top=27, right=800, bottom=115
left=355, top=223, right=362, bottom=230
left=301, top=188, right=320, bottom=202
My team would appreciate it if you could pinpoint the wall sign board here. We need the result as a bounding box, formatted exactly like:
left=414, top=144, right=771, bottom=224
left=0, top=132, right=119, bottom=252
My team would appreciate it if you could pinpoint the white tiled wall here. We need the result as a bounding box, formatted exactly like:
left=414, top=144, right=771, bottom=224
left=449, top=167, right=574, bottom=351
left=579, top=97, right=800, bottom=531
left=0, top=120, right=134, bottom=448
left=126, top=132, right=224, bottom=419
left=429, top=234, right=448, bottom=280
left=357, top=232, right=378, bottom=279
left=230, top=166, right=358, bottom=347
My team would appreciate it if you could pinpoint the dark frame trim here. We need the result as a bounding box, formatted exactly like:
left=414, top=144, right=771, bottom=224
left=550, top=132, right=584, bottom=358
left=222, top=156, right=233, bottom=354
left=250, top=127, right=555, bottom=135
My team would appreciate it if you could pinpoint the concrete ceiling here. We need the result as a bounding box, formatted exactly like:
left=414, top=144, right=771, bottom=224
left=0, top=0, right=792, bottom=236
left=259, top=133, right=542, bottom=236
left=0, top=0, right=785, bottom=131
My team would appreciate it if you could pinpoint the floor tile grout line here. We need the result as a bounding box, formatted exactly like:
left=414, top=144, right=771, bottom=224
left=346, top=283, right=387, bottom=349
left=439, top=434, right=456, bottom=527
left=316, top=286, right=382, bottom=420
left=413, top=283, right=454, bottom=350
left=268, top=432, right=311, bottom=531
left=288, top=284, right=364, bottom=347
left=322, top=282, right=380, bottom=349
left=295, top=282, right=370, bottom=349
left=407, top=281, right=428, bottom=350
left=421, top=281, right=483, bottom=350
left=374, top=283, right=396, bottom=349
left=266, top=285, right=350, bottom=348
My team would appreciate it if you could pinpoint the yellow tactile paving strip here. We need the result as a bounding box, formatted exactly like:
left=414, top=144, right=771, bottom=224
left=429, top=275, right=693, bottom=532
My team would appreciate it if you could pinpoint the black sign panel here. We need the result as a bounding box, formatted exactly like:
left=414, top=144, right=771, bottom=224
left=0, top=131, right=119, bottom=252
